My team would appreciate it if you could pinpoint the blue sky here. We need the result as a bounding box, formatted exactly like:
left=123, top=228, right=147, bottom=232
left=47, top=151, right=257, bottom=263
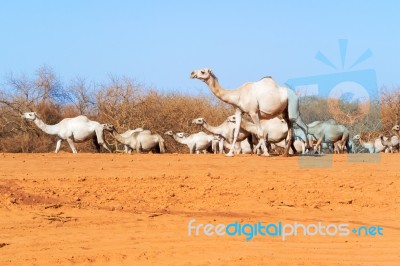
left=1, top=1, right=399, bottom=95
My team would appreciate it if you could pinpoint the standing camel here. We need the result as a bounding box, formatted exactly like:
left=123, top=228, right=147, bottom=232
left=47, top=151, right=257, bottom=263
left=103, top=124, right=165, bottom=153
left=191, top=116, right=253, bottom=154
left=227, top=115, right=288, bottom=156
left=22, top=112, right=111, bottom=153
left=191, top=68, right=307, bottom=156
left=164, top=131, right=217, bottom=154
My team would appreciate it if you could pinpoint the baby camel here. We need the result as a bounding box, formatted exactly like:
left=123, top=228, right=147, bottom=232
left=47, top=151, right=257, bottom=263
left=119, top=128, right=149, bottom=153
left=191, top=116, right=253, bottom=154
left=104, top=124, right=165, bottom=153
left=227, top=115, right=288, bottom=156
left=164, top=131, right=217, bottom=154
left=22, top=112, right=111, bottom=153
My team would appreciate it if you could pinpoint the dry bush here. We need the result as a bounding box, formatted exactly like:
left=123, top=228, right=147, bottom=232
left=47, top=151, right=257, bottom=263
left=299, top=96, right=332, bottom=123
left=300, top=95, right=383, bottom=140
left=1, top=66, right=400, bottom=153
left=95, top=81, right=232, bottom=153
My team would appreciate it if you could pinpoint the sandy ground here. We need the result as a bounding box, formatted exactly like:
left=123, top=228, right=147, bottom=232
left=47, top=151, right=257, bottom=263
left=0, top=152, right=399, bottom=265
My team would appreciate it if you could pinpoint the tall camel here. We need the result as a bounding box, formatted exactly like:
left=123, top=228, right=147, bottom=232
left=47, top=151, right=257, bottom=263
left=191, top=68, right=307, bottom=156
left=22, top=112, right=111, bottom=153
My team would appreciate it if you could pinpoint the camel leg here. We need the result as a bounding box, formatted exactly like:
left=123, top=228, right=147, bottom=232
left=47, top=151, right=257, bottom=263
left=227, top=108, right=242, bottom=157
left=282, top=108, right=293, bottom=157
left=211, top=140, right=217, bottom=154
left=159, top=139, right=166, bottom=154
left=66, top=138, right=78, bottom=153
left=92, top=136, right=101, bottom=153
left=290, top=141, right=298, bottom=154
left=218, top=139, right=224, bottom=154
left=55, top=138, right=62, bottom=153
left=287, top=88, right=309, bottom=149
left=101, top=141, right=111, bottom=153
left=136, top=142, right=141, bottom=153
left=249, top=113, right=269, bottom=156
left=247, top=135, right=254, bottom=154
left=253, top=141, right=261, bottom=154
left=263, top=141, right=271, bottom=156
left=188, top=144, right=194, bottom=154
left=95, top=129, right=111, bottom=153
left=284, top=121, right=293, bottom=157
left=124, top=145, right=130, bottom=153
left=301, top=141, right=306, bottom=154
left=314, top=138, right=323, bottom=154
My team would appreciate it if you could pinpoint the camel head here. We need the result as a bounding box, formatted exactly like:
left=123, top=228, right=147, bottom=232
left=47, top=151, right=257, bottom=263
left=176, top=132, right=186, bottom=138
left=21, top=112, right=38, bottom=121
left=190, top=68, right=215, bottom=82
left=392, top=125, right=400, bottom=131
left=164, top=130, right=174, bottom=136
left=192, top=118, right=205, bottom=125
left=102, top=123, right=116, bottom=132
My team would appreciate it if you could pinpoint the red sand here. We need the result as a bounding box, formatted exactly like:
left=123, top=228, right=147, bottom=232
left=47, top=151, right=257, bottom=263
left=0, top=153, right=399, bottom=265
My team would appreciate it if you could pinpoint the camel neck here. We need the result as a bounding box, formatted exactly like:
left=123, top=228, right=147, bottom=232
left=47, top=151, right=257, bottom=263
left=112, top=131, right=129, bottom=145
left=240, top=119, right=256, bottom=133
left=34, top=118, right=59, bottom=135
left=202, top=121, right=222, bottom=135
left=206, top=78, right=237, bottom=105
left=173, top=134, right=187, bottom=145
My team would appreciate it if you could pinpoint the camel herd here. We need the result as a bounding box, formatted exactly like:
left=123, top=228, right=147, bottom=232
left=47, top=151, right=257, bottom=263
left=21, top=68, right=400, bottom=155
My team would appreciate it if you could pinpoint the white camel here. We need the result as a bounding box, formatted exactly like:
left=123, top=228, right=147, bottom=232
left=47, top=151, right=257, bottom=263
left=227, top=115, right=288, bottom=156
left=306, top=119, right=350, bottom=154
left=119, top=128, right=149, bottom=153
left=103, top=124, right=165, bottom=153
left=222, top=139, right=253, bottom=154
left=164, top=131, right=217, bottom=154
left=22, top=112, right=111, bottom=153
left=191, top=116, right=253, bottom=154
left=191, top=68, right=307, bottom=157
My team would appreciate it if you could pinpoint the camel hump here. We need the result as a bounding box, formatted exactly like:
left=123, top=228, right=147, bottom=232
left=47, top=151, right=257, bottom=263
left=75, top=115, right=90, bottom=122
left=326, top=119, right=338, bottom=125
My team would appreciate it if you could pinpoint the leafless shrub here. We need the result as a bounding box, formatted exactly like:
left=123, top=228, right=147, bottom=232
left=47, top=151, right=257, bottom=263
left=0, top=67, right=399, bottom=152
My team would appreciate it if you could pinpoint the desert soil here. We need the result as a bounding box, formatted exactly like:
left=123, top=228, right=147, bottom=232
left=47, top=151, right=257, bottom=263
left=0, top=153, right=399, bottom=265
